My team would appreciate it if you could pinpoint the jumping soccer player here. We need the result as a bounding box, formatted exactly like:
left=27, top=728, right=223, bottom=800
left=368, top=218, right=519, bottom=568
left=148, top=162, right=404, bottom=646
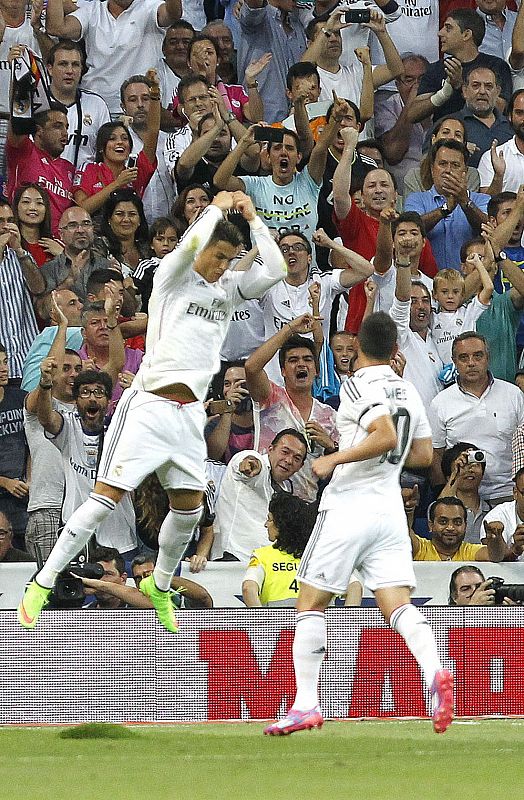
left=18, top=191, right=287, bottom=633
left=264, top=311, right=454, bottom=736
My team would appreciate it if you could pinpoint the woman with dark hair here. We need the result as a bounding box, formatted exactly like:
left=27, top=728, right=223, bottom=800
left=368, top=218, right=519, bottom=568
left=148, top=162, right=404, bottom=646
left=171, top=183, right=213, bottom=236
left=99, top=189, right=150, bottom=272
left=12, top=184, right=63, bottom=266
left=403, top=116, right=480, bottom=196
left=73, top=71, right=161, bottom=216
left=242, top=493, right=316, bottom=607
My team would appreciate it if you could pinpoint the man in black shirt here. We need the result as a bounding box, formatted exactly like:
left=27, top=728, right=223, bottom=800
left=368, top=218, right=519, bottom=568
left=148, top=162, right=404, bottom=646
left=0, top=344, right=28, bottom=548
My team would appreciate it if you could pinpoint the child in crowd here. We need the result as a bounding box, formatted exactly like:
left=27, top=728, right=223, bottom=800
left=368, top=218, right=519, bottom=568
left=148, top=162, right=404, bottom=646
left=132, top=217, right=178, bottom=313
left=431, top=262, right=493, bottom=372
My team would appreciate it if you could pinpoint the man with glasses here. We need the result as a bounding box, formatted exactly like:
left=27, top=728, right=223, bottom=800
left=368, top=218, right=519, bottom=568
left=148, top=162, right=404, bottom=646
left=41, top=207, right=115, bottom=301
left=260, top=229, right=372, bottom=384
left=77, top=297, right=142, bottom=413
left=32, top=361, right=137, bottom=557
left=0, top=512, right=33, bottom=562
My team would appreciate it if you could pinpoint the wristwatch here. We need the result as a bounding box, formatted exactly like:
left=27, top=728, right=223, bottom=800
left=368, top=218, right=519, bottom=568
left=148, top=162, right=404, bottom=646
left=440, top=203, right=452, bottom=218
left=225, top=111, right=236, bottom=124
left=495, top=250, right=508, bottom=263
left=246, top=80, right=258, bottom=90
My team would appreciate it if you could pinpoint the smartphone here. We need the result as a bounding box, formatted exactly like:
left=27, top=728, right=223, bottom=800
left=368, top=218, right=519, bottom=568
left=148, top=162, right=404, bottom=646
left=345, top=8, right=371, bottom=23
left=206, top=399, right=234, bottom=416
left=253, top=126, right=285, bottom=143
left=126, top=155, right=138, bottom=169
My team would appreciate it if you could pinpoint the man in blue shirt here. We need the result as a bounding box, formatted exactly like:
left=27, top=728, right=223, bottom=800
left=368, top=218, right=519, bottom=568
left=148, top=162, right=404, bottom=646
left=405, top=139, right=488, bottom=269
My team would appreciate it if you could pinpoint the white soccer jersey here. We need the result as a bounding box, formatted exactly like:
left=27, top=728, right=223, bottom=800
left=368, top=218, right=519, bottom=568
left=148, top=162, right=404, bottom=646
left=0, top=20, right=41, bottom=114
left=260, top=269, right=345, bottom=384
left=132, top=205, right=287, bottom=399
left=389, top=297, right=442, bottom=409
left=430, top=295, right=489, bottom=366
left=61, top=90, right=111, bottom=168
left=320, top=364, right=431, bottom=510
left=154, top=58, right=181, bottom=110
left=129, top=127, right=174, bottom=223
left=163, top=125, right=192, bottom=177
left=261, top=270, right=345, bottom=341
left=46, top=410, right=137, bottom=552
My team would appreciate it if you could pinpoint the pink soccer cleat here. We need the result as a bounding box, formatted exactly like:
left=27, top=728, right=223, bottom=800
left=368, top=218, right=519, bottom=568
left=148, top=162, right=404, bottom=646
left=264, top=707, right=324, bottom=736
left=431, top=669, right=454, bottom=734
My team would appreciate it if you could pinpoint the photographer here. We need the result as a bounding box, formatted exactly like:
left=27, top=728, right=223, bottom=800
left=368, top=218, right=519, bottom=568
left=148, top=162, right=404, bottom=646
left=205, top=362, right=254, bottom=464
left=76, top=546, right=152, bottom=609
left=438, top=442, right=491, bottom=544
left=449, top=565, right=518, bottom=606
left=482, top=467, right=524, bottom=562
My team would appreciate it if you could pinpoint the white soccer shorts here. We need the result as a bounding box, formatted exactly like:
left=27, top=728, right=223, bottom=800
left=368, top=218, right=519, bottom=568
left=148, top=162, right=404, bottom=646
left=298, top=500, right=416, bottom=594
left=97, top=388, right=207, bottom=492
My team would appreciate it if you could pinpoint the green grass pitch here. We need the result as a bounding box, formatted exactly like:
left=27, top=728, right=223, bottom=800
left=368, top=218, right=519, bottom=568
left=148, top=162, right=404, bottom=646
left=0, top=719, right=522, bottom=800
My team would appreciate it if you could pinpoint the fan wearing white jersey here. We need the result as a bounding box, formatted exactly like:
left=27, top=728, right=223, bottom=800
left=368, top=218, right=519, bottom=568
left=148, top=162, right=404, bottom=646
left=264, top=311, right=455, bottom=738
left=18, top=191, right=287, bottom=634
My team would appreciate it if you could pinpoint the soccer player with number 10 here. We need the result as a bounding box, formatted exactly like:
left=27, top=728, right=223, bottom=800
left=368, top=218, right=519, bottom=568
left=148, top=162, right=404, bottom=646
left=264, top=311, right=454, bottom=736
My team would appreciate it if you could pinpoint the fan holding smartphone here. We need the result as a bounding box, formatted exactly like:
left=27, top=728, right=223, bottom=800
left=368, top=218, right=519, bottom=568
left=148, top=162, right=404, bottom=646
left=300, top=6, right=404, bottom=115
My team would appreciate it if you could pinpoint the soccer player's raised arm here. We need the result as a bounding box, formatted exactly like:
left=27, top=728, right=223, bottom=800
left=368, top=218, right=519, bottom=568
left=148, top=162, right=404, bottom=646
left=233, top=193, right=287, bottom=298
left=154, top=196, right=233, bottom=289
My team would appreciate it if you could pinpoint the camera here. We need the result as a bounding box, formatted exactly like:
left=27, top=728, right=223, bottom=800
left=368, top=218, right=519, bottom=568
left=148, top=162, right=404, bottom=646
left=467, top=450, right=485, bottom=464
left=126, top=155, right=138, bottom=169
left=488, top=576, right=524, bottom=605
left=344, top=8, right=371, bottom=23
left=50, top=561, right=104, bottom=609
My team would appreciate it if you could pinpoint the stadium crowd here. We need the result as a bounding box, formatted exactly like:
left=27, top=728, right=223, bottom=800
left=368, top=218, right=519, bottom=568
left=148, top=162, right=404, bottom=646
left=3, top=0, right=524, bottom=609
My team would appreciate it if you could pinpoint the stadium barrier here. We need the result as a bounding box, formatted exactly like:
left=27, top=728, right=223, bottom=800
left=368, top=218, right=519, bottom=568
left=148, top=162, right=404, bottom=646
left=2, top=560, right=524, bottom=608
left=1, top=606, right=524, bottom=724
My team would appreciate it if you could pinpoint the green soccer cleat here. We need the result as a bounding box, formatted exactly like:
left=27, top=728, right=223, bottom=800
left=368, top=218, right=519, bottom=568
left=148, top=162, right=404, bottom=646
left=17, top=581, right=52, bottom=629
left=139, top=575, right=179, bottom=633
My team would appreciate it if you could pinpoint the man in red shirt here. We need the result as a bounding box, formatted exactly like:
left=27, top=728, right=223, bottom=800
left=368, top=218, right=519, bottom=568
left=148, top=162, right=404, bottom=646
left=6, top=104, right=74, bottom=236
left=332, top=126, right=437, bottom=333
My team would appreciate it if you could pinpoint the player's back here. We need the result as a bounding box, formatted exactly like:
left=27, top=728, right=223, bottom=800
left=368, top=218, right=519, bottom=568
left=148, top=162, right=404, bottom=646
left=321, top=364, right=431, bottom=505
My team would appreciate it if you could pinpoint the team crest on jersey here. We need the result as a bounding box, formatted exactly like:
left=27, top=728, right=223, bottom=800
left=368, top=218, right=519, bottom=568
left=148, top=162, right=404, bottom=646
left=83, top=114, right=93, bottom=126
left=112, top=465, right=123, bottom=477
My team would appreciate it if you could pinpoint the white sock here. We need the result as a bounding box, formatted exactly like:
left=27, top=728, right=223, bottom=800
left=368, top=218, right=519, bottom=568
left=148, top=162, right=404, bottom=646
left=153, top=506, right=203, bottom=591
left=390, top=603, right=442, bottom=689
left=292, top=611, right=326, bottom=711
left=37, top=493, right=116, bottom=588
